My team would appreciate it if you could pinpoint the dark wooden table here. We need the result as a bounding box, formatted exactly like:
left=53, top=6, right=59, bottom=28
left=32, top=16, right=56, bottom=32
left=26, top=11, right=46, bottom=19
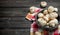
left=0, top=0, right=60, bottom=35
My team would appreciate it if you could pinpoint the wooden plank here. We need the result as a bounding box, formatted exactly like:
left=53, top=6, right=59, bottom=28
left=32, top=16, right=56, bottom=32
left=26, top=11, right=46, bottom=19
left=0, top=16, right=31, bottom=28
left=0, top=0, right=60, bottom=7
left=0, top=8, right=29, bottom=16
left=0, top=29, right=30, bottom=35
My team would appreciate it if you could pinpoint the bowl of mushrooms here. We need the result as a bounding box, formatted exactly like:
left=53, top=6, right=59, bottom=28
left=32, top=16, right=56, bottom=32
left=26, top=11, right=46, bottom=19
left=36, top=6, right=59, bottom=31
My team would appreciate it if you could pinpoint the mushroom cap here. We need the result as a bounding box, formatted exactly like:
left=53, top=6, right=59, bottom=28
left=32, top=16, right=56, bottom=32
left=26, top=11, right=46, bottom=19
left=45, top=14, right=50, bottom=18
left=43, top=14, right=50, bottom=22
left=50, top=23, right=56, bottom=27
left=54, top=8, right=58, bottom=12
left=29, top=6, right=37, bottom=13
left=38, top=13, right=44, bottom=18
left=43, top=10, right=48, bottom=15
left=49, top=12, right=58, bottom=19
left=38, top=18, right=47, bottom=26
left=48, top=6, right=54, bottom=13
left=40, top=1, right=47, bottom=7
left=49, top=19, right=58, bottom=24
left=43, top=16, right=49, bottom=22
left=49, top=19, right=58, bottom=27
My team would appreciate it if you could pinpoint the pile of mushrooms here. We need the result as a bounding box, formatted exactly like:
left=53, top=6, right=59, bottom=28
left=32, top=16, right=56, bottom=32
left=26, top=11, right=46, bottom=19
left=38, top=6, right=58, bottom=28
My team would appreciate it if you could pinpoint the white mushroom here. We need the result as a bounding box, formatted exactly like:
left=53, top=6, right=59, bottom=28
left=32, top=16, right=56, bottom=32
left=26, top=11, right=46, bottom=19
left=49, top=19, right=58, bottom=24
left=49, top=12, right=58, bottom=19
left=49, top=19, right=58, bottom=27
left=43, top=16, right=49, bottom=22
left=29, top=6, right=37, bottom=13
left=38, top=18, right=47, bottom=26
left=48, top=6, right=54, bottom=13
left=50, top=23, right=56, bottom=27
left=38, top=13, right=44, bottom=18
left=54, top=8, right=58, bottom=12
left=43, top=10, right=48, bottom=15
left=40, top=1, right=47, bottom=7
left=43, top=14, right=50, bottom=22
left=45, top=14, right=50, bottom=18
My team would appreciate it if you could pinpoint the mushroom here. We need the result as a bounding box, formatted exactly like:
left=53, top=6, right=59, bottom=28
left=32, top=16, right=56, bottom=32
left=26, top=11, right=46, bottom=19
left=38, top=18, right=47, bottom=26
left=40, top=1, right=47, bottom=7
left=48, top=6, right=54, bottom=13
left=54, top=8, right=58, bottom=12
left=38, top=13, right=44, bottom=18
left=49, top=19, right=58, bottom=27
left=49, top=12, right=58, bottom=20
left=43, top=14, right=50, bottom=22
left=49, top=19, right=58, bottom=25
left=29, top=6, right=37, bottom=13
left=43, top=10, right=48, bottom=15
left=43, top=16, right=49, bottom=22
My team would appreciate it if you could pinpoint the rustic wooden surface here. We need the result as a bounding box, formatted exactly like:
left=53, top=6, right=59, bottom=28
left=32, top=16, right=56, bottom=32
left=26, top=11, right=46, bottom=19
left=0, top=0, right=60, bottom=35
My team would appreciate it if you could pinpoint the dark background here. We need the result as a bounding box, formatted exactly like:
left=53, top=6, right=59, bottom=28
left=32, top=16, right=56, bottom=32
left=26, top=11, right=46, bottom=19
left=0, top=0, right=60, bottom=35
